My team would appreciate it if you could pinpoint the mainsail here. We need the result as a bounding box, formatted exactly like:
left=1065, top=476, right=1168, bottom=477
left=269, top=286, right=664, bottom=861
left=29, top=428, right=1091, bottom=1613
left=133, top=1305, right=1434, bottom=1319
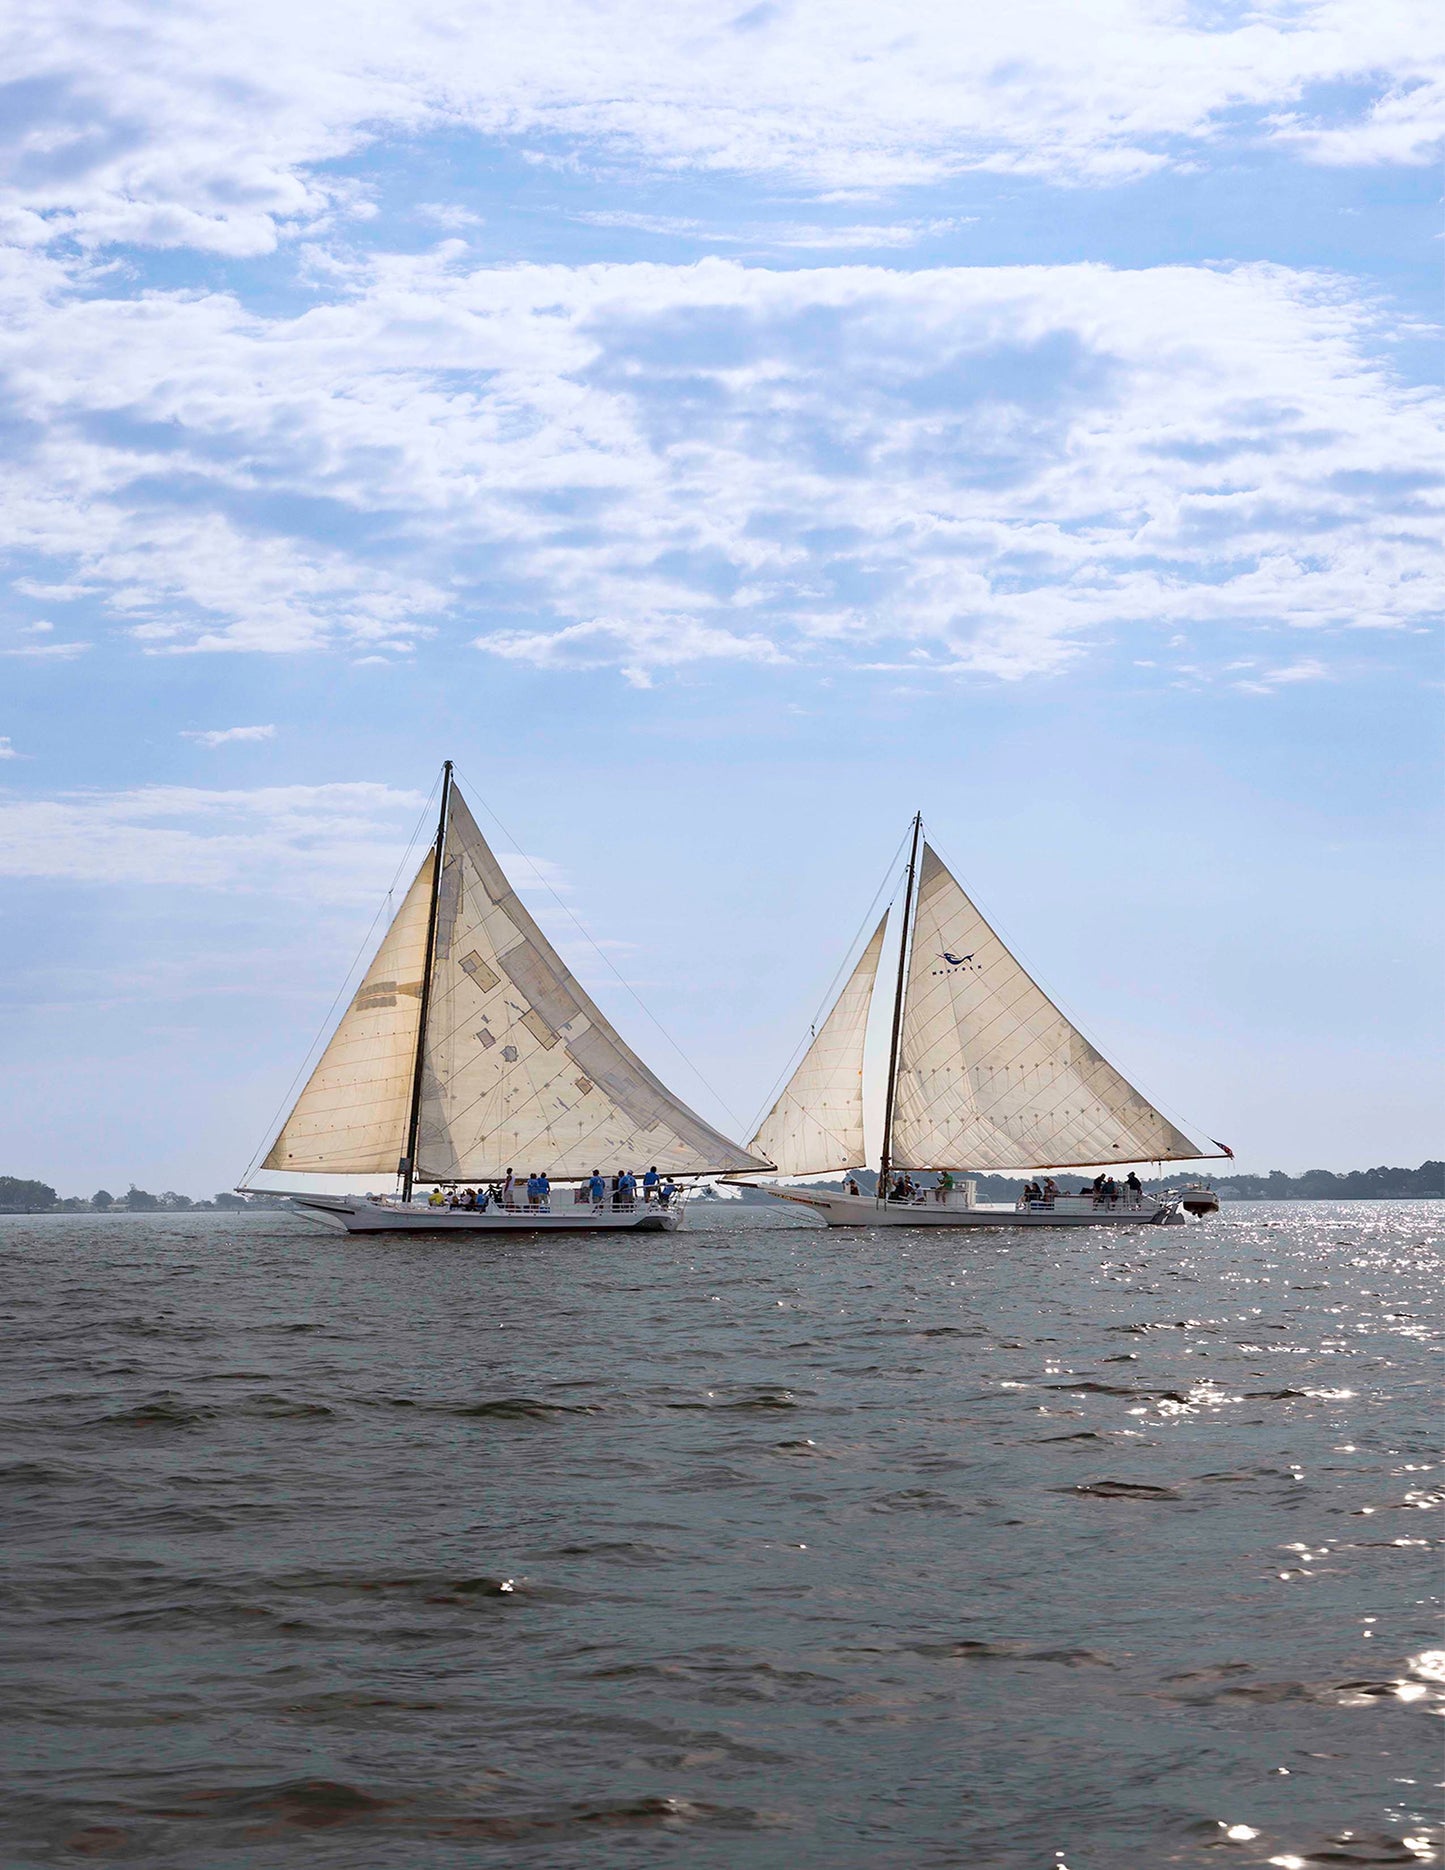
left=889, top=844, right=1206, bottom=1171
left=746, top=916, right=886, bottom=1178
left=264, top=778, right=770, bottom=1182
left=414, top=794, right=769, bottom=1180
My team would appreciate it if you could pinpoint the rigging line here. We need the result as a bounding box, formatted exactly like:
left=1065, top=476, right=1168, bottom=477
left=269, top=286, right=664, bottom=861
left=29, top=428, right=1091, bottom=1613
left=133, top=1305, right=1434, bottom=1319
left=453, top=764, right=748, bottom=1132
left=239, top=774, right=443, bottom=1185
left=744, top=821, right=913, bottom=1142
left=919, top=827, right=1217, bottom=1158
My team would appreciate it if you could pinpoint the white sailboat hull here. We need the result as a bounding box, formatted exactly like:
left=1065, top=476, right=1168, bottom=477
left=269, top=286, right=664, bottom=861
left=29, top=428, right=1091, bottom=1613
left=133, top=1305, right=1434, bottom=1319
left=758, top=1187, right=1185, bottom=1229
left=289, top=1196, right=683, bottom=1235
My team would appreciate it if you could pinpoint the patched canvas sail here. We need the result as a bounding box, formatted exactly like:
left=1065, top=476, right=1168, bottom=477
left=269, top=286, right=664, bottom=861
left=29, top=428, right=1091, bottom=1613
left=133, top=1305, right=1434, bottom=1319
left=890, top=845, right=1206, bottom=1171
left=747, top=916, right=885, bottom=1177
left=263, top=860, right=433, bottom=1174
left=414, top=794, right=771, bottom=1181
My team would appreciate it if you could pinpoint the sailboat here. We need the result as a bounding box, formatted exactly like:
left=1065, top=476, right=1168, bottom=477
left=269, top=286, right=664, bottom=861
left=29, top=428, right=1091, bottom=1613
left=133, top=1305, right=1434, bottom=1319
left=242, top=763, right=771, bottom=1232
left=737, top=816, right=1231, bottom=1228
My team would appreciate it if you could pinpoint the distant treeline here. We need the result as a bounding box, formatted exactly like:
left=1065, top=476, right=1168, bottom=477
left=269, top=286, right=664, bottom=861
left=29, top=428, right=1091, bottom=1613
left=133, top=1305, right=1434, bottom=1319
left=777, top=1162, right=1445, bottom=1203
left=0, top=1179, right=292, bottom=1214
left=2, top=1162, right=1440, bottom=1214
left=1177, top=1162, right=1444, bottom=1201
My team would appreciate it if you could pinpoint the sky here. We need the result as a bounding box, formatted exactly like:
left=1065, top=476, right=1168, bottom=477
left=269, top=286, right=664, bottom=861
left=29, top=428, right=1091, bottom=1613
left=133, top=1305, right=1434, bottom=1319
left=1, top=0, right=1441, bottom=1196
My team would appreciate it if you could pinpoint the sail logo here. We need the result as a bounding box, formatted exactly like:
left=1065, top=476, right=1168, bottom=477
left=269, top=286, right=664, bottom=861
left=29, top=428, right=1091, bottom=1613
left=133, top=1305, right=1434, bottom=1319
left=933, top=950, right=981, bottom=976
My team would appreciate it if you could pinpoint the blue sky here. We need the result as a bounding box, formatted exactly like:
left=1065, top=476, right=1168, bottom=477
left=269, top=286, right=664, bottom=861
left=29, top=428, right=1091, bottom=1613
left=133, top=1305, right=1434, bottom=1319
left=1, top=0, right=1440, bottom=1194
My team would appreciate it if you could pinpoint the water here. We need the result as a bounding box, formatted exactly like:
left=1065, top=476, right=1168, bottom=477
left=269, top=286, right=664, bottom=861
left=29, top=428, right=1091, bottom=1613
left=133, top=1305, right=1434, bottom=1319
left=1, top=1201, right=1439, bottom=1869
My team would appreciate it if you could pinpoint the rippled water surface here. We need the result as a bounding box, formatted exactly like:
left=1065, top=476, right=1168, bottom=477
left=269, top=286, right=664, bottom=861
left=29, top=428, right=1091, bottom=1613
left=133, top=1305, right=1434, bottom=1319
left=2, top=1201, right=1440, bottom=1869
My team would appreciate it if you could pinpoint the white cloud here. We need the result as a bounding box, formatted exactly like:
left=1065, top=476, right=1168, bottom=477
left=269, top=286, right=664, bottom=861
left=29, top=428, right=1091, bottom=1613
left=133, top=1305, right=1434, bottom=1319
left=1269, top=68, right=1445, bottom=168
left=748, top=218, right=977, bottom=251
left=477, top=616, right=789, bottom=675
left=573, top=212, right=975, bottom=249
left=415, top=203, right=485, bottom=230
left=0, top=252, right=1438, bottom=678
left=0, top=0, right=1439, bottom=254
left=575, top=212, right=721, bottom=238
left=0, top=737, right=21, bottom=759
left=0, top=782, right=428, bottom=898
left=0, top=782, right=586, bottom=915
left=0, top=640, right=91, bottom=659
left=1, top=438, right=445, bottom=654
left=1232, top=657, right=1332, bottom=694
left=12, top=579, right=101, bottom=601
left=181, top=724, right=278, bottom=746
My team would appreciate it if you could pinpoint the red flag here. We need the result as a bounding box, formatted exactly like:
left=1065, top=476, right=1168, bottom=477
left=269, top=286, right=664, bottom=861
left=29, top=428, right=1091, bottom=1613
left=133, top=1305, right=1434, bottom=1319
left=1212, top=1140, right=1234, bottom=1159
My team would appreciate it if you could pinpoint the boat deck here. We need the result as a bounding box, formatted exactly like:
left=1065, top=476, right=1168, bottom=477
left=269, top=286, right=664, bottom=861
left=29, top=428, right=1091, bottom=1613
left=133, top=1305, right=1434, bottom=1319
left=759, top=1187, right=1182, bottom=1228
left=289, top=1196, right=682, bottom=1234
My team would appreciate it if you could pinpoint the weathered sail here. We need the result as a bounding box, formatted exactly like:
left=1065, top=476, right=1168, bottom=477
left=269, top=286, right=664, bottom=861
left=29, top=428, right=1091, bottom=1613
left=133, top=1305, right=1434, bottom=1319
left=890, top=845, right=1206, bottom=1171
left=747, top=916, right=886, bottom=1177
left=263, top=860, right=433, bottom=1174
left=413, top=794, right=771, bottom=1181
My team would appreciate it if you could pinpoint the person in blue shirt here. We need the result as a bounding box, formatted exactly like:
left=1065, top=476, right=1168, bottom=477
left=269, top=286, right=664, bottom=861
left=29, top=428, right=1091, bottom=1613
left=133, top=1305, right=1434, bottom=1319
left=588, top=1169, right=605, bottom=1208
left=525, top=1173, right=540, bottom=1209
left=642, top=1166, right=660, bottom=1203
left=537, top=1172, right=550, bottom=1211
left=619, top=1169, right=637, bottom=1206
left=660, top=1179, right=677, bottom=1209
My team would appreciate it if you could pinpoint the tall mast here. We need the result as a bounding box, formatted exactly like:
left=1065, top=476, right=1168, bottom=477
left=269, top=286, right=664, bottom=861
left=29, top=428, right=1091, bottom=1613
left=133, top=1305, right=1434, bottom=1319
left=400, top=759, right=452, bottom=1203
left=878, top=811, right=922, bottom=1202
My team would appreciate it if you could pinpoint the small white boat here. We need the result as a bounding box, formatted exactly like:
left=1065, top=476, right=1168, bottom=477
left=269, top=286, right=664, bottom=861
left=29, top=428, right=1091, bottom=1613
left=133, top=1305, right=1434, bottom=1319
left=734, top=815, right=1232, bottom=1230
left=240, top=763, right=769, bottom=1234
